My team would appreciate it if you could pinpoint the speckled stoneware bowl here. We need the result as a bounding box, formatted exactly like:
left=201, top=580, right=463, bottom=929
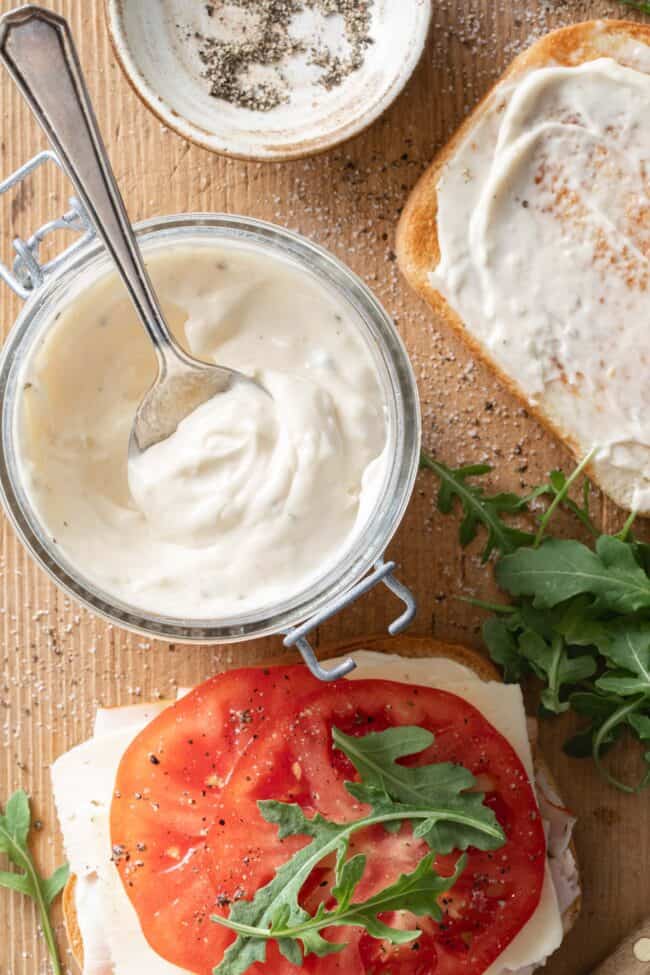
left=105, top=0, right=432, bottom=161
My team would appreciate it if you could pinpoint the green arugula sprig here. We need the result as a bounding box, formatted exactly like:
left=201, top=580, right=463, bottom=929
left=421, top=449, right=650, bottom=793
left=211, top=725, right=505, bottom=975
left=619, top=0, right=650, bottom=15
left=254, top=850, right=466, bottom=966
left=421, top=449, right=597, bottom=561
left=490, top=539, right=650, bottom=792
left=0, top=791, right=69, bottom=974
left=420, top=454, right=542, bottom=561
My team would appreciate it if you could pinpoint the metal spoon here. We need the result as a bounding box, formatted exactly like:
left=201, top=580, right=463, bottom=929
left=0, top=5, right=266, bottom=455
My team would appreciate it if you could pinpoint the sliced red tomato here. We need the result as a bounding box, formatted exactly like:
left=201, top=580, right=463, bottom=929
left=111, top=667, right=546, bottom=975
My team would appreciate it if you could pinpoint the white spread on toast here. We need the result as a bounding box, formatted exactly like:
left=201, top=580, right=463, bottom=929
left=51, top=652, right=573, bottom=975
left=431, top=54, right=650, bottom=511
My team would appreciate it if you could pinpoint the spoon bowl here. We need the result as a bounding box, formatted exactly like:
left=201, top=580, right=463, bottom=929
left=129, top=354, right=246, bottom=456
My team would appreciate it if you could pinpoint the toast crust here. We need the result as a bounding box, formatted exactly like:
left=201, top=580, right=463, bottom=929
left=62, top=635, right=580, bottom=969
left=396, top=20, right=650, bottom=509
left=63, top=874, right=83, bottom=969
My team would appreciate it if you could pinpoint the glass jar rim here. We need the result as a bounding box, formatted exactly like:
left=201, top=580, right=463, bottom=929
left=0, top=213, right=421, bottom=642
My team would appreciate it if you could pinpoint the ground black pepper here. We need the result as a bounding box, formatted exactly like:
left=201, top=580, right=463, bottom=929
left=194, top=0, right=374, bottom=112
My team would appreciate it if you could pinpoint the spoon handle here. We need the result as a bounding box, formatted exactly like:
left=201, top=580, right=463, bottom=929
left=0, top=5, right=177, bottom=366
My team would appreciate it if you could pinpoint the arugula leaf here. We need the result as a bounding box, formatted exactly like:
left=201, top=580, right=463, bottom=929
left=213, top=802, right=360, bottom=973
left=629, top=713, right=650, bottom=739
left=272, top=853, right=466, bottom=955
left=331, top=853, right=366, bottom=912
left=596, top=673, right=650, bottom=696
left=563, top=690, right=630, bottom=758
left=570, top=691, right=626, bottom=722
left=564, top=721, right=627, bottom=759
left=591, top=696, right=650, bottom=793
left=594, top=622, right=650, bottom=692
left=628, top=715, right=650, bottom=764
left=0, top=791, right=69, bottom=975
left=564, top=687, right=637, bottom=760
left=327, top=853, right=466, bottom=940
left=482, top=617, right=525, bottom=682
left=517, top=631, right=596, bottom=714
left=484, top=602, right=600, bottom=710
left=420, top=453, right=536, bottom=561
left=619, top=0, right=650, bottom=14
left=533, top=451, right=596, bottom=546
left=497, top=536, right=650, bottom=612
left=333, top=726, right=502, bottom=853
left=211, top=725, right=505, bottom=975
left=516, top=601, right=567, bottom=642
left=555, top=597, right=610, bottom=648
left=545, top=469, right=598, bottom=538
left=631, top=538, right=650, bottom=575
left=562, top=726, right=597, bottom=759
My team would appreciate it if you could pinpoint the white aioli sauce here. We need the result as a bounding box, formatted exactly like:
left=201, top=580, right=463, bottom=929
left=431, top=51, right=650, bottom=509
left=17, top=241, right=388, bottom=618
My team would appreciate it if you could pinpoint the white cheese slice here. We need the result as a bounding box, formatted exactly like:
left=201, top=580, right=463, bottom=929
left=339, top=650, right=479, bottom=685
left=51, top=719, right=186, bottom=975
left=52, top=652, right=565, bottom=975
left=94, top=701, right=174, bottom=737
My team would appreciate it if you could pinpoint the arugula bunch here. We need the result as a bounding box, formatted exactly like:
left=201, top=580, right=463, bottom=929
left=0, top=791, right=69, bottom=974
left=421, top=449, right=650, bottom=793
left=211, top=725, right=505, bottom=975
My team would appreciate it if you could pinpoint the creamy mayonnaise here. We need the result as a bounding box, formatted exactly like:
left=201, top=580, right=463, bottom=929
left=17, top=241, right=388, bottom=619
left=431, top=51, right=650, bottom=510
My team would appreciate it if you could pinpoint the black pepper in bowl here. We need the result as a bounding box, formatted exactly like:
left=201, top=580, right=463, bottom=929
left=193, top=0, right=374, bottom=112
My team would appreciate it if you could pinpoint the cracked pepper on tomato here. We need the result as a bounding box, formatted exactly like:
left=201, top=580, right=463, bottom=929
left=111, top=666, right=546, bottom=975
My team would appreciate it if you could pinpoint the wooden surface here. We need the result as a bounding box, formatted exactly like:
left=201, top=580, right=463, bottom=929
left=0, top=1, right=648, bottom=973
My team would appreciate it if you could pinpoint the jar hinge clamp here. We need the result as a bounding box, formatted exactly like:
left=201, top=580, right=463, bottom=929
left=283, top=558, right=416, bottom=682
left=0, top=150, right=94, bottom=299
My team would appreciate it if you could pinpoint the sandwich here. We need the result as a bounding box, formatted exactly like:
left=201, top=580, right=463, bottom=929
left=51, top=637, right=580, bottom=974
left=396, top=20, right=650, bottom=513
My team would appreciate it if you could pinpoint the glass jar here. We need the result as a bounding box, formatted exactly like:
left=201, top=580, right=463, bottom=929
left=0, top=152, right=420, bottom=680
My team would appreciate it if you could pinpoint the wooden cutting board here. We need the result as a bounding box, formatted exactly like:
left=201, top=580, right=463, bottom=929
left=0, top=2, right=648, bottom=974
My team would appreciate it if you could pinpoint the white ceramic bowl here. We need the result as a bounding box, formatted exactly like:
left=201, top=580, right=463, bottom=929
left=105, top=0, right=432, bottom=161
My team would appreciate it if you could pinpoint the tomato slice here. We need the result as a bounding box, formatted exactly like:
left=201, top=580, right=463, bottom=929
left=111, top=667, right=546, bottom=975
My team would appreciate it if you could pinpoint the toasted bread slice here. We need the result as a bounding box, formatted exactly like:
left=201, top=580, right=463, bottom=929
left=396, top=21, right=650, bottom=513
left=63, top=875, right=84, bottom=969
left=62, top=635, right=580, bottom=970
